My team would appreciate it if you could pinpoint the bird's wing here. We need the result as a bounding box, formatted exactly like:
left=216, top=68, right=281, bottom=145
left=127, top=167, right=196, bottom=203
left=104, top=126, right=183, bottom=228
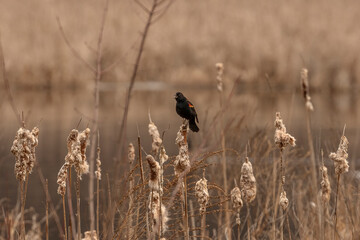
left=187, top=100, right=199, bottom=123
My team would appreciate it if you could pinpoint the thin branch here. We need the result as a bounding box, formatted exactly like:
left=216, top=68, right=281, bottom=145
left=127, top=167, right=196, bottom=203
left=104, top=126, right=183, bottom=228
left=56, top=16, right=96, bottom=74
left=0, top=36, right=21, bottom=125
left=117, top=0, right=167, bottom=168
left=134, top=0, right=151, bottom=14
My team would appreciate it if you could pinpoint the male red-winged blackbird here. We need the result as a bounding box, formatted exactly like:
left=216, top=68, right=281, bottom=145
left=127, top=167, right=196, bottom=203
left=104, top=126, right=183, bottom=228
left=175, top=92, right=199, bottom=132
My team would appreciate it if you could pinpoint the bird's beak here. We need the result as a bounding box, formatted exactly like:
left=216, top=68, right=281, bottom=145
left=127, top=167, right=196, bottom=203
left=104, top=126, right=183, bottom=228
left=174, top=94, right=177, bottom=99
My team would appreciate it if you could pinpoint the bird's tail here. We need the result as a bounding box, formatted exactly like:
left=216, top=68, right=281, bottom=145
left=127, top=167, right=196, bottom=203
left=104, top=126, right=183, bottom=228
left=189, top=118, right=199, bottom=132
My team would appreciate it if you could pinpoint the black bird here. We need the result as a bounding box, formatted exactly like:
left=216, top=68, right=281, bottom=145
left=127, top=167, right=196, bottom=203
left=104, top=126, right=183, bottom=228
left=175, top=92, right=199, bottom=132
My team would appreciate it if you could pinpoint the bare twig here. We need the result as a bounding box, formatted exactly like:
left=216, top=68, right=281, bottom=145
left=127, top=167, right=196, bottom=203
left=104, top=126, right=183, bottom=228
left=0, top=36, right=21, bottom=125
left=56, top=17, right=96, bottom=74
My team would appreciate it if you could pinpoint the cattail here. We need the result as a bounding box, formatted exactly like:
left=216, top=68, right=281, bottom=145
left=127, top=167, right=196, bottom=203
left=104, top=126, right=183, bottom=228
left=174, top=144, right=190, bottom=177
left=65, top=129, right=79, bottom=166
left=81, top=231, right=98, bottom=240
left=279, top=190, right=289, bottom=211
left=147, top=155, right=160, bottom=191
left=95, top=144, right=102, bottom=180
left=230, top=186, right=243, bottom=225
left=11, top=127, right=39, bottom=181
left=175, top=123, right=188, bottom=146
left=174, top=124, right=190, bottom=176
left=148, top=119, right=162, bottom=155
left=329, top=135, right=349, bottom=175
left=300, top=68, right=314, bottom=111
left=76, top=128, right=90, bottom=179
left=274, top=112, right=296, bottom=149
left=216, top=63, right=224, bottom=92
left=240, top=157, right=256, bottom=203
left=57, top=163, right=70, bottom=196
left=320, top=165, right=331, bottom=203
left=128, top=143, right=135, bottom=165
left=159, top=146, right=168, bottom=165
left=195, top=177, right=209, bottom=214
left=149, top=191, right=168, bottom=235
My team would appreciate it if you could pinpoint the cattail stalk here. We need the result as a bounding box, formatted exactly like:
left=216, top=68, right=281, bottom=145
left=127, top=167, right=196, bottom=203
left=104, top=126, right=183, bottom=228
left=62, top=196, right=68, bottom=240
left=300, top=68, right=320, bottom=238
left=46, top=179, right=49, bottom=240
left=240, top=157, right=256, bottom=240
left=195, top=172, right=209, bottom=239
left=95, top=138, right=101, bottom=240
left=231, top=179, right=243, bottom=240
left=175, top=122, right=190, bottom=240
left=127, top=143, right=135, bottom=240
left=11, top=125, right=39, bottom=239
left=274, top=112, right=296, bottom=240
left=216, top=62, right=231, bottom=239
left=329, top=127, right=349, bottom=240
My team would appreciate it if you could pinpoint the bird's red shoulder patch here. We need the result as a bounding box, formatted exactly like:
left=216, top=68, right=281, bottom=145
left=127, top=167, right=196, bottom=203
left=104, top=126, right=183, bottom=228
left=188, top=102, right=194, bottom=108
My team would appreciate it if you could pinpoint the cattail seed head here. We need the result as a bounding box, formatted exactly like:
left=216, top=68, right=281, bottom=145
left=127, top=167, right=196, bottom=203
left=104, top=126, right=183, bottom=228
left=175, top=123, right=188, bottom=146
left=11, top=127, right=39, bottom=182
left=174, top=123, right=190, bottom=176
left=160, top=146, right=169, bottom=165
left=95, top=145, right=102, bottom=180
left=240, top=157, right=256, bottom=203
left=128, top=143, right=135, bottom=165
left=76, top=128, right=90, bottom=179
left=320, top=165, right=331, bottom=203
left=149, top=191, right=168, bottom=235
left=195, top=177, right=209, bottom=214
left=57, top=162, right=69, bottom=196
left=279, top=190, right=289, bottom=210
left=174, top=144, right=190, bottom=176
left=274, top=112, right=296, bottom=149
left=82, top=231, right=98, bottom=240
left=231, top=186, right=243, bottom=210
left=147, top=155, right=160, bottom=191
left=148, top=120, right=162, bottom=155
left=216, top=62, right=224, bottom=92
left=329, top=135, right=349, bottom=175
left=301, top=68, right=314, bottom=111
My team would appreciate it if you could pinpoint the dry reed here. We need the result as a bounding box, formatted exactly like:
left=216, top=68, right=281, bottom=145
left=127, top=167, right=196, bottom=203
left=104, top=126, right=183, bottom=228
left=11, top=126, right=39, bottom=239
left=329, top=131, right=349, bottom=240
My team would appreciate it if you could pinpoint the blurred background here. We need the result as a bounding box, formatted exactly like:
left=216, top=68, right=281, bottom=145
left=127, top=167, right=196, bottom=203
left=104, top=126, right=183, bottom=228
left=1, top=0, right=360, bottom=237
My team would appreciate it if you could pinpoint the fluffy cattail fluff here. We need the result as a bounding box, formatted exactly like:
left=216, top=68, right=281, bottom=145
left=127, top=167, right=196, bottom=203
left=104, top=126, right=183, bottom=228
left=64, top=129, right=79, bottom=166
left=147, top=155, right=160, bottom=191
left=149, top=120, right=162, bottom=155
left=195, top=177, right=209, bottom=214
left=240, top=157, right=256, bottom=203
left=82, top=231, right=98, bottom=240
left=279, top=190, right=289, bottom=211
left=57, top=162, right=69, bottom=196
left=175, top=123, right=188, bottom=146
left=160, top=146, right=169, bottom=165
left=231, top=186, right=243, bottom=225
left=174, top=123, right=190, bottom=176
left=95, top=145, right=102, bottom=180
left=329, top=135, right=349, bottom=175
left=76, top=128, right=90, bottom=179
left=301, top=68, right=314, bottom=111
left=149, top=191, right=168, bottom=235
left=274, top=112, right=296, bottom=149
left=174, top=144, right=190, bottom=177
left=320, top=165, right=331, bottom=203
left=11, top=127, right=39, bottom=182
left=216, top=63, right=224, bottom=92
left=128, top=143, right=135, bottom=165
